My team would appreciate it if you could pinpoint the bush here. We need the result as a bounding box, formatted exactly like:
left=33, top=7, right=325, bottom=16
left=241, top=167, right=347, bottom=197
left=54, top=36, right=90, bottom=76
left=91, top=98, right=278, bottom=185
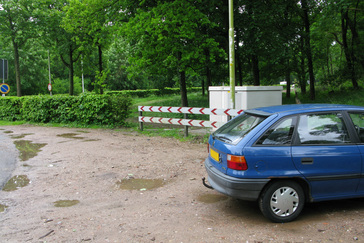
left=0, top=97, right=22, bottom=121
left=0, top=93, right=132, bottom=126
left=105, top=87, right=201, bottom=97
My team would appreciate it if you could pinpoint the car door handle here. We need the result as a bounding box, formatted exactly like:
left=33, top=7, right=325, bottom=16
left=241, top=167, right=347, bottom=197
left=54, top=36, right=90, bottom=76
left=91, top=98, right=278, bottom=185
left=301, top=157, right=314, bottom=164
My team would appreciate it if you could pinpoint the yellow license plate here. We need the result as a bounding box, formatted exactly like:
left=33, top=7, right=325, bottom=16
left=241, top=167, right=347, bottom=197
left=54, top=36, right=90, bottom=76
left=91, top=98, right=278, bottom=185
left=210, top=148, right=220, bottom=162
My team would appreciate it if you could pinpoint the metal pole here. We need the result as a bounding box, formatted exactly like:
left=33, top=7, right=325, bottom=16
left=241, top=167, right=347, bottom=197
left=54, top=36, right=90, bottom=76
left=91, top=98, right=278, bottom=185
left=2, top=60, right=4, bottom=97
left=229, top=0, right=236, bottom=109
left=48, top=50, right=52, bottom=96
left=81, top=55, right=85, bottom=93
left=2, top=59, right=4, bottom=83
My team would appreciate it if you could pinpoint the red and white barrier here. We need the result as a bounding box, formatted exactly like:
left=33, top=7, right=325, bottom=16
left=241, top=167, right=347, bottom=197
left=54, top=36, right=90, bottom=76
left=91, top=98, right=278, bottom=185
left=138, top=106, right=244, bottom=129
left=138, top=116, right=224, bottom=129
left=139, top=106, right=244, bottom=116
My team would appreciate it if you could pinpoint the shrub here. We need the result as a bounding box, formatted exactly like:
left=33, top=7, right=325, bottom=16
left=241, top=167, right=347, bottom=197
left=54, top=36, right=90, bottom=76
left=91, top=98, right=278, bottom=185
left=0, top=97, right=22, bottom=121
left=0, top=93, right=132, bottom=126
left=105, top=87, right=201, bottom=97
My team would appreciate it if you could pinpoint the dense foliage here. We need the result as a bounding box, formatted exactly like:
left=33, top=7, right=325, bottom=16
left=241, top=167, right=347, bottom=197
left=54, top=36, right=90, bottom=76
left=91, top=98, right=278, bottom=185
left=0, top=93, right=132, bottom=126
left=0, top=0, right=363, bottom=103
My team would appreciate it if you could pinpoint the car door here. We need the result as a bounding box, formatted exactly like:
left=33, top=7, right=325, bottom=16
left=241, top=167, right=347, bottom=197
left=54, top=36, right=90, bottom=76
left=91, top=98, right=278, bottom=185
left=244, top=116, right=300, bottom=178
left=348, top=112, right=364, bottom=194
left=291, top=112, right=361, bottom=201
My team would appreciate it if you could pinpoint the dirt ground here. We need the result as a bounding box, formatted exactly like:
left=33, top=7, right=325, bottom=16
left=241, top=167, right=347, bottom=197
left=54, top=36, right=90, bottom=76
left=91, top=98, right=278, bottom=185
left=0, top=125, right=364, bottom=243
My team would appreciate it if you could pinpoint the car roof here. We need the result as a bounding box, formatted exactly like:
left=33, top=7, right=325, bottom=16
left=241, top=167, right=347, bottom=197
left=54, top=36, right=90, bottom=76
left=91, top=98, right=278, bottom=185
left=246, top=104, right=364, bottom=116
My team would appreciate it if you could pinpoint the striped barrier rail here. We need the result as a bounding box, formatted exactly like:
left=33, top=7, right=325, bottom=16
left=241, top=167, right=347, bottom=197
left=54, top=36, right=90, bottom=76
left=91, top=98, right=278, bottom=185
left=138, top=106, right=244, bottom=136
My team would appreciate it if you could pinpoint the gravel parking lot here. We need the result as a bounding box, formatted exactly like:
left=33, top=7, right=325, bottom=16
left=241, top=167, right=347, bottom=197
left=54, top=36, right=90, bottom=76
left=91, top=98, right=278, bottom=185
left=0, top=125, right=363, bottom=242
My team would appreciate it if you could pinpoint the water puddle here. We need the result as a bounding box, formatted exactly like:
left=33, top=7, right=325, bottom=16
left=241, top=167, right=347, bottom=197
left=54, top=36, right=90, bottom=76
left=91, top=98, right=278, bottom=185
left=10, top=133, right=33, bottom=139
left=76, top=130, right=90, bottom=133
left=116, top=178, right=166, bottom=191
left=57, top=133, right=84, bottom=140
left=2, top=175, right=30, bottom=191
left=13, top=140, right=47, bottom=161
left=83, top=139, right=101, bottom=142
left=197, top=193, right=229, bottom=203
left=0, top=204, right=8, bottom=213
left=53, top=200, right=80, bottom=207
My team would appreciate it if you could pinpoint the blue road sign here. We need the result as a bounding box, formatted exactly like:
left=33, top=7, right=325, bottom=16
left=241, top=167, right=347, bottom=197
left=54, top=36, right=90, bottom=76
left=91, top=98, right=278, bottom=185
left=0, top=83, right=10, bottom=94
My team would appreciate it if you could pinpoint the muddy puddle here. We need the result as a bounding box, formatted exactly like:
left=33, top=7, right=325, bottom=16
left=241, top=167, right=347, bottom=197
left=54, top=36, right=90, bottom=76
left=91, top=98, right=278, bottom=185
left=76, top=130, right=90, bottom=133
left=0, top=204, right=8, bottom=213
left=197, top=193, right=229, bottom=203
left=53, top=200, right=80, bottom=207
left=116, top=178, right=166, bottom=191
left=10, top=133, right=34, bottom=139
left=2, top=175, right=30, bottom=191
left=57, top=133, right=84, bottom=139
left=57, top=133, right=99, bottom=142
left=13, top=140, right=47, bottom=161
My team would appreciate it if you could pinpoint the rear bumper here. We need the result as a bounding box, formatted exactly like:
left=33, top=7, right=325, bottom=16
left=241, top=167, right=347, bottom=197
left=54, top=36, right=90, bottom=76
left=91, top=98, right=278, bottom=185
left=204, top=158, right=270, bottom=201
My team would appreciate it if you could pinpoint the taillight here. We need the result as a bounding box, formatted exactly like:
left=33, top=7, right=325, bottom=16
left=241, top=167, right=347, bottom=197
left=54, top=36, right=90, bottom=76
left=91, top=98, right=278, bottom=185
left=227, top=155, right=248, bottom=171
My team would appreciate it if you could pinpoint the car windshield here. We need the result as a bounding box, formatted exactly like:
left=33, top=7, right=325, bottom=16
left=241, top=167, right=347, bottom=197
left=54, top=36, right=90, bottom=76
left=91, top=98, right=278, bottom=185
left=213, top=113, right=267, bottom=144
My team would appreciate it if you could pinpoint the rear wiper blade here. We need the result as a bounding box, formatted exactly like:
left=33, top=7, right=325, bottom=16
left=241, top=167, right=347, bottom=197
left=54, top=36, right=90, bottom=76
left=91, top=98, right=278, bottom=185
left=215, top=135, right=232, bottom=142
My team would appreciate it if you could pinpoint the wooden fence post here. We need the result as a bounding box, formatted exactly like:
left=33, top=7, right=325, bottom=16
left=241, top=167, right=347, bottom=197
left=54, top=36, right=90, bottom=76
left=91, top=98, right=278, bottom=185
left=139, top=110, right=143, bottom=131
left=184, top=113, right=188, bottom=137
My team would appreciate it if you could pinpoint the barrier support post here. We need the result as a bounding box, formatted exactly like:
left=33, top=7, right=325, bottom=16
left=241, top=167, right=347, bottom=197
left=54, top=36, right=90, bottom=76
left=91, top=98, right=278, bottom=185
left=184, top=113, right=188, bottom=137
left=139, top=110, right=143, bottom=131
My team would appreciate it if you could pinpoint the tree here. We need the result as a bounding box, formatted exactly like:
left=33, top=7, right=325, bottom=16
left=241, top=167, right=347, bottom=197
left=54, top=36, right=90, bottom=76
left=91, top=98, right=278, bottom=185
left=35, top=0, right=83, bottom=95
left=62, top=0, right=115, bottom=94
left=0, top=0, right=37, bottom=96
left=337, top=0, right=362, bottom=89
left=300, top=0, right=316, bottom=100
left=120, top=0, right=224, bottom=106
left=311, top=0, right=363, bottom=90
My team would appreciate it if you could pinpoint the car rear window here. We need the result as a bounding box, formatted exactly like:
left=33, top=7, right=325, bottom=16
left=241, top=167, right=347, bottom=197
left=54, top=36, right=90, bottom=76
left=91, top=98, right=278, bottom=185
left=256, top=117, right=296, bottom=145
left=213, top=113, right=266, bottom=145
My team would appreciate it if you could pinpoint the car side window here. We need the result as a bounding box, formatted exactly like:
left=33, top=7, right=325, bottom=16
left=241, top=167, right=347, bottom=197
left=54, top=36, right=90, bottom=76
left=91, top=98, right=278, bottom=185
left=297, top=113, right=351, bottom=145
left=256, top=117, right=295, bottom=145
left=348, top=112, right=364, bottom=143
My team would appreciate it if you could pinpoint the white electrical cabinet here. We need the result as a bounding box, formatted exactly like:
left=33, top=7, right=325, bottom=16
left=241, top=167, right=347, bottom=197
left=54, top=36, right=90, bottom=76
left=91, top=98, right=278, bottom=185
left=209, top=86, right=283, bottom=125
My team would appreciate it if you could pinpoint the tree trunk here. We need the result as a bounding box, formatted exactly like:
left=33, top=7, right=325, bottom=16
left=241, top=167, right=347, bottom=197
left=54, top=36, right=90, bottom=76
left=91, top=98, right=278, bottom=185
left=301, top=0, right=315, bottom=100
left=299, top=36, right=307, bottom=94
left=204, top=49, right=212, bottom=96
left=236, top=30, right=243, bottom=86
left=341, top=8, right=358, bottom=89
left=12, top=40, right=22, bottom=97
left=179, top=70, right=188, bottom=107
left=69, top=45, right=74, bottom=96
left=98, top=45, right=104, bottom=94
left=177, top=52, right=188, bottom=107
left=346, top=0, right=364, bottom=71
left=285, top=67, right=291, bottom=99
left=252, top=54, right=260, bottom=86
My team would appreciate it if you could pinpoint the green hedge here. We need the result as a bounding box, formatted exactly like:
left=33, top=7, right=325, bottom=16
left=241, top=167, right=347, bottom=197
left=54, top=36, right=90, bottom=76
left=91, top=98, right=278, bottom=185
left=0, top=93, right=132, bottom=126
left=105, top=87, right=201, bottom=97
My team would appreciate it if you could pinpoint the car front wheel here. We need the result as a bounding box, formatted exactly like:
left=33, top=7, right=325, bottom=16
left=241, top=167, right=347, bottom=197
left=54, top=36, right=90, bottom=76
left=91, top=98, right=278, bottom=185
left=259, top=180, right=305, bottom=223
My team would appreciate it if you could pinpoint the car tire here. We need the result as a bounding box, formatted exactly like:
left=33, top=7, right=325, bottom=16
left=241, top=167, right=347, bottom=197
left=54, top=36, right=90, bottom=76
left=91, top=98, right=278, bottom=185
left=259, top=180, right=305, bottom=223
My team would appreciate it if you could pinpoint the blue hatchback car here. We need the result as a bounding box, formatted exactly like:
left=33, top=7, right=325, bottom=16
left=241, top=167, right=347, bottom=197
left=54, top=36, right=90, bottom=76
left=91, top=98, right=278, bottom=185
left=203, top=104, right=364, bottom=222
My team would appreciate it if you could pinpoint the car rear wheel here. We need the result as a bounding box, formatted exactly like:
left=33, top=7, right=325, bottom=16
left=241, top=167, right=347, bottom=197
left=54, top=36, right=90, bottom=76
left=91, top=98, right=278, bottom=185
left=259, top=181, right=305, bottom=223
